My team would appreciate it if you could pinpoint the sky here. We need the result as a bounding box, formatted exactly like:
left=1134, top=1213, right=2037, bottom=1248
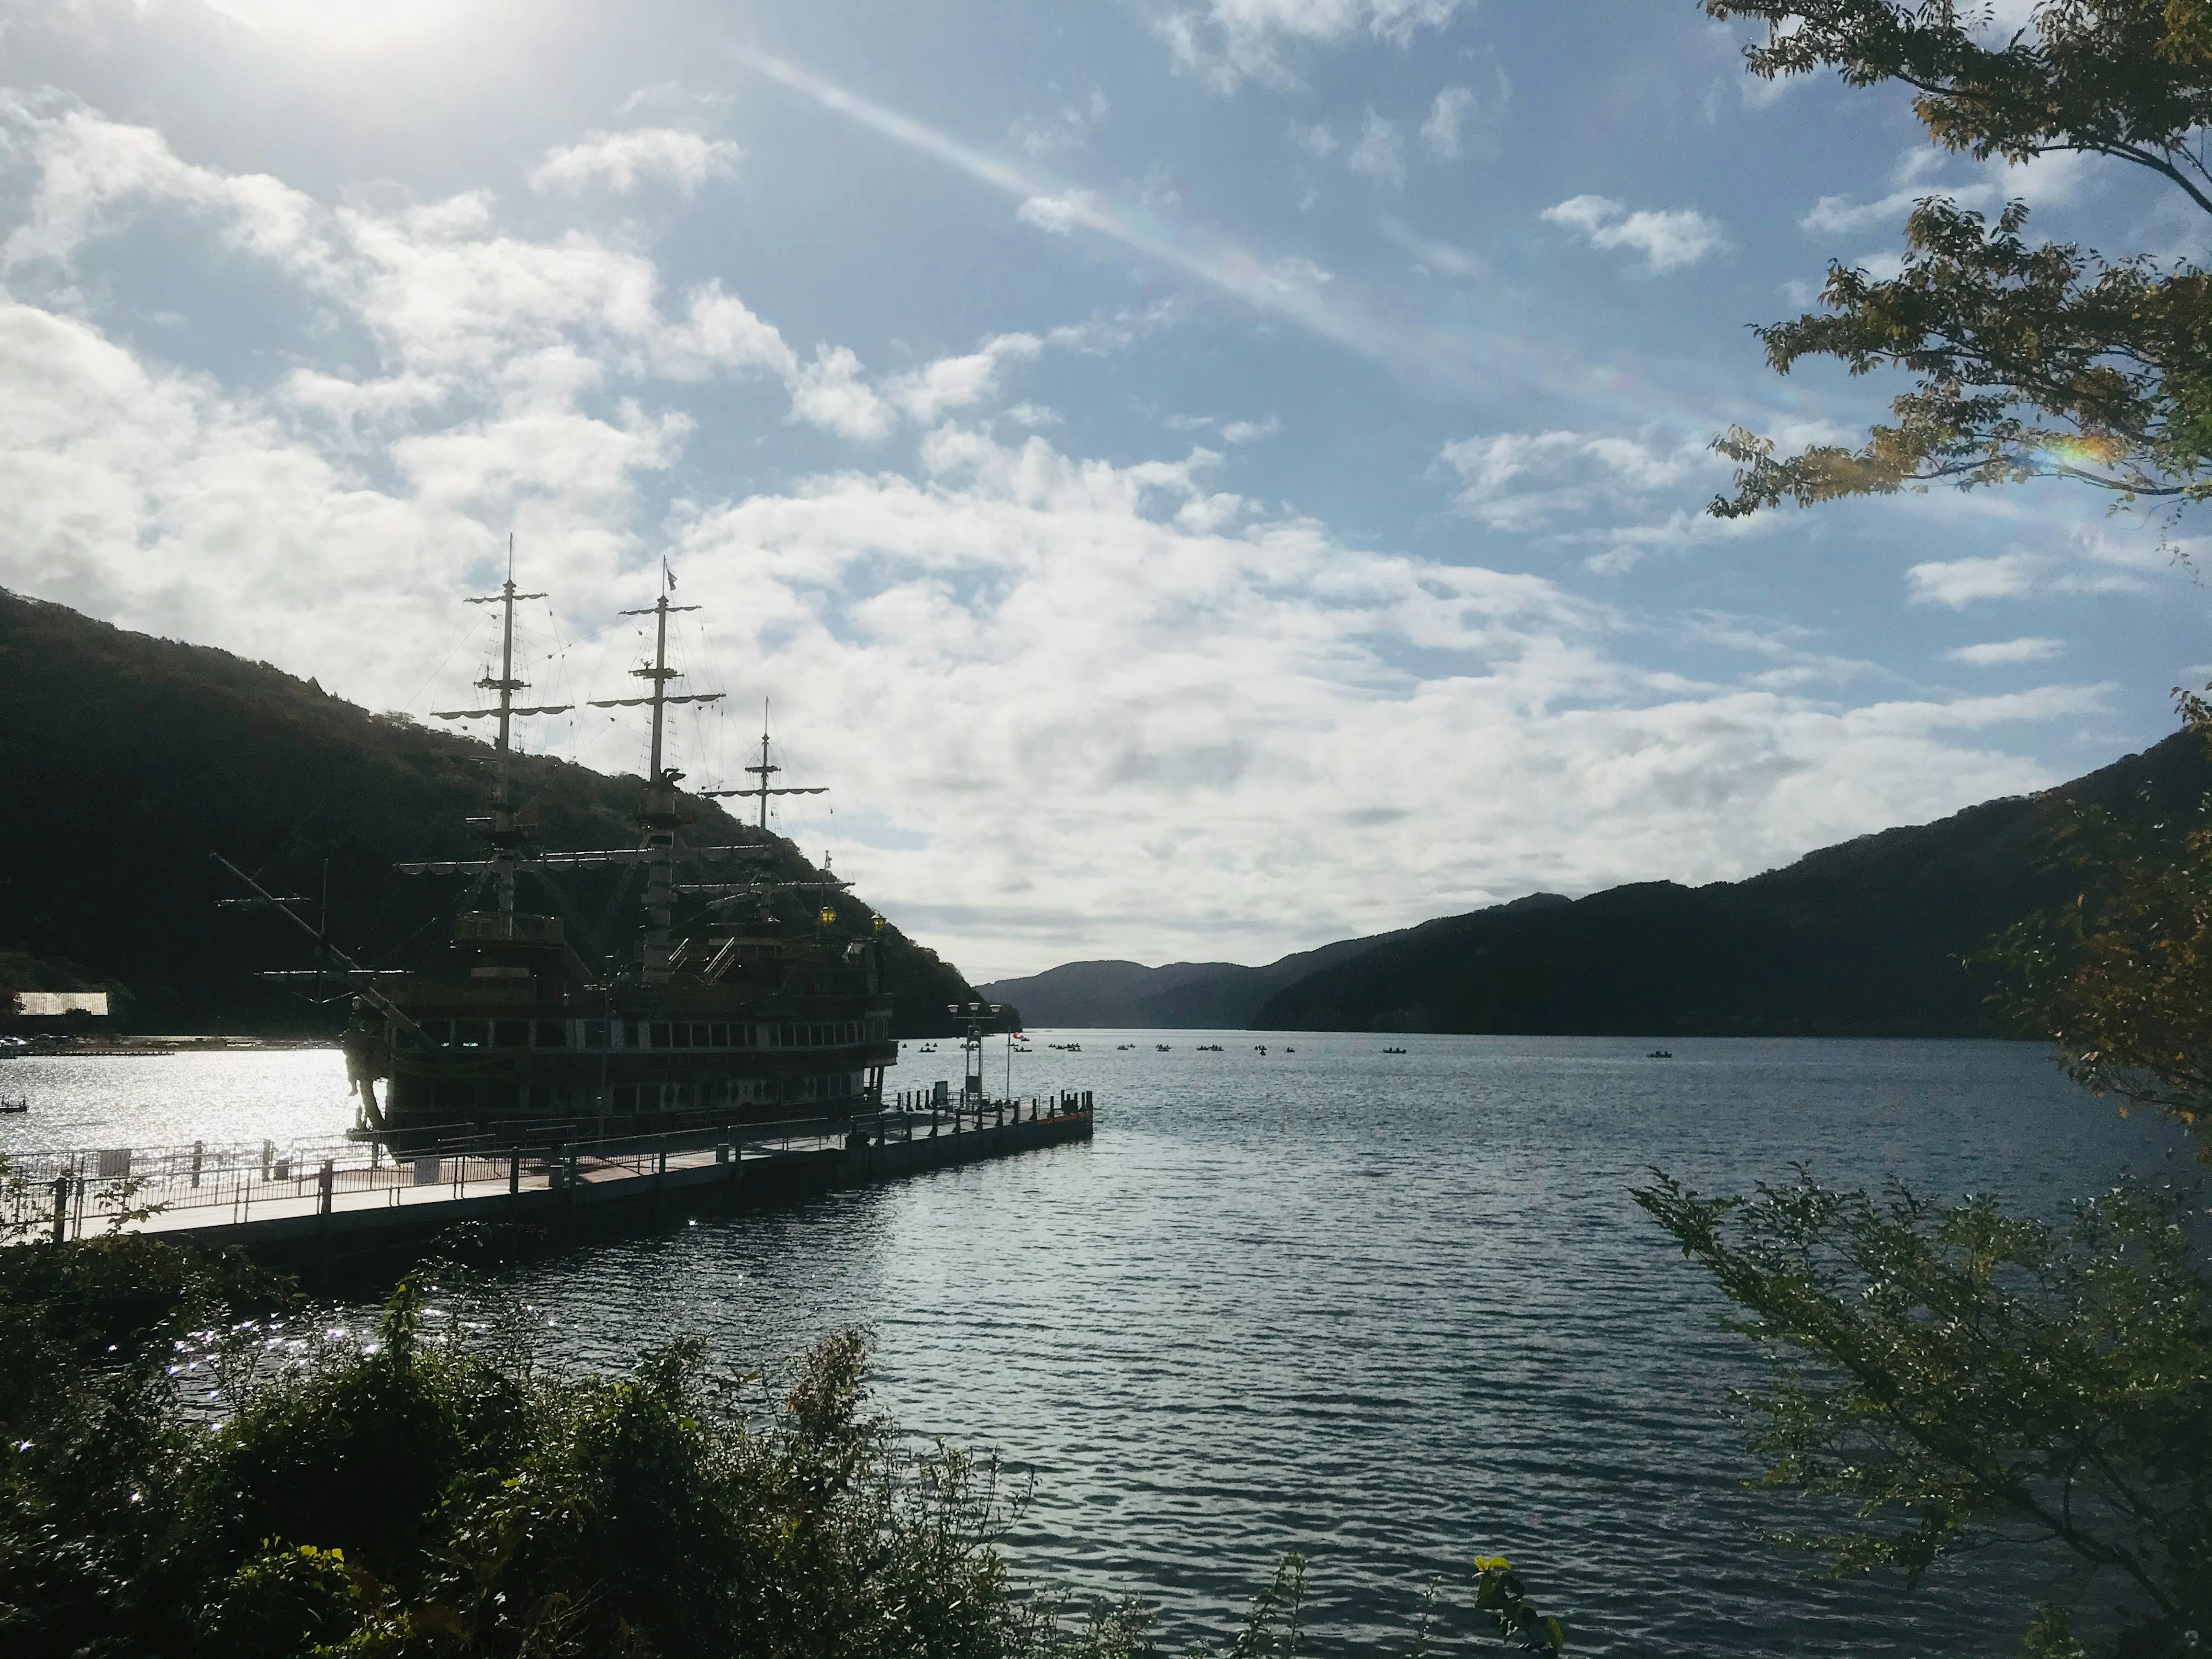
left=2, top=0, right=2207, bottom=980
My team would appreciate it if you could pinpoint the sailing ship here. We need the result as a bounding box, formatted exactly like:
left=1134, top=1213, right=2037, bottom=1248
left=231, top=547, right=895, bottom=1145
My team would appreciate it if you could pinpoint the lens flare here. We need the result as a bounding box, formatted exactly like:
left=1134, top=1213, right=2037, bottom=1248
left=731, top=44, right=1496, bottom=392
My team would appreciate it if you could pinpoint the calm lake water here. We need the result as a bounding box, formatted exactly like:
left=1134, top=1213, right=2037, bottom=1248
left=1, top=1033, right=2189, bottom=1656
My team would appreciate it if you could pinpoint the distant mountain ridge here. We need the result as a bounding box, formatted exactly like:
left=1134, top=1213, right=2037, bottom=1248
left=976, top=927, right=1410, bottom=1028
left=1253, top=731, right=2211, bottom=1036
left=994, top=733, right=2212, bottom=1037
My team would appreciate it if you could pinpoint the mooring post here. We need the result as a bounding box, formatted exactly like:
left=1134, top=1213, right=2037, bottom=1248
left=190, top=1139, right=204, bottom=1189
left=260, top=1139, right=274, bottom=1181
left=316, top=1160, right=334, bottom=1217
left=509, top=1149, right=521, bottom=1195
left=50, top=1175, right=69, bottom=1245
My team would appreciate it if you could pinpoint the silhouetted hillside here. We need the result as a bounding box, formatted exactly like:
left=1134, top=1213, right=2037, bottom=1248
left=0, top=589, right=989, bottom=1035
left=1253, top=732, right=2212, bottom=1036
left=976, top=929, right=1406, bottom=1028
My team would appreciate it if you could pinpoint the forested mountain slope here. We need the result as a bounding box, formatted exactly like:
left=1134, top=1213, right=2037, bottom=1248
left=1252, top=732, right=2212, bottom=1036
left=0, top=589, right=988, bottom=1035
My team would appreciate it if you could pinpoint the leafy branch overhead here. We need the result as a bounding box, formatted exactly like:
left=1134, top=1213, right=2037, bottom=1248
left=1703, top=2, right=2212, bottom=515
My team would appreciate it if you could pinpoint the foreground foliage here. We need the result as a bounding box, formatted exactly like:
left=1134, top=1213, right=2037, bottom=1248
left=1983, top=695, right=2212, bottom=1159
left=1638, top=1168, right=2212, bottom=1656
left=0, top=1234, right=1559, bottom=1658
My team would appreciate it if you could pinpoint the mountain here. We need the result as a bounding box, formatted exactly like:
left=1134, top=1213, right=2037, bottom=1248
left=1252, top=732, right=2212, bottom=1036
left=0, top=588, right=992, bottom=1036
left=976, top=928, right=1410, bottom=1028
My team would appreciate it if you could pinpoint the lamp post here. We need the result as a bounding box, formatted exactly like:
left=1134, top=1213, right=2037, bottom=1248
left=948, top=1000, right=1001, bottom=1104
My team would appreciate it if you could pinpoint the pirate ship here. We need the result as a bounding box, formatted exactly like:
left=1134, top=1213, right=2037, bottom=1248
left=230, top=550, right=895, bottom=1143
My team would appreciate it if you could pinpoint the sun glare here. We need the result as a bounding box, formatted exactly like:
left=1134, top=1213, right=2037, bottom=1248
left=206, top=0, right=483, bottom=52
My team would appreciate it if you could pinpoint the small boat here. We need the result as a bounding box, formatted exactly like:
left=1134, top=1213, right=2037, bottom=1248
left=1381, top=1047, right=1407, bottom=1055
left=0, top=1095, right=27, bottom=1115
left=1155, top=1044, right=1171, bottom=1052
left=1253, top=1044, right=1268, bottom=1055
left=1646, top=1050, right=1674, bottom=1059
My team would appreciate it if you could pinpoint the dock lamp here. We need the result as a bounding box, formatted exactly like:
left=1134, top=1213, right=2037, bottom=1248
left=950, top=1001, right=999, bottom=1101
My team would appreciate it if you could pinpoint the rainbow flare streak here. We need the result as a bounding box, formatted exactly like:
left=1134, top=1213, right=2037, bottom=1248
left=730, top=45, right=1495, bottom=392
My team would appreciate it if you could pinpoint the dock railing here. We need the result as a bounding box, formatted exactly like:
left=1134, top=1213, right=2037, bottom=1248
left=0, top=1092, right=1094, bottom=1243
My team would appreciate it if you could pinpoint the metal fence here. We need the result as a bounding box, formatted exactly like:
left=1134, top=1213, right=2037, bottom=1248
left=0, top=1092, right=1092, bottom=1244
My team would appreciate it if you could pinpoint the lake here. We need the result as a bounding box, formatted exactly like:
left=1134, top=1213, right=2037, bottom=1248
left=0, top=1033, right=2186, bottom=1656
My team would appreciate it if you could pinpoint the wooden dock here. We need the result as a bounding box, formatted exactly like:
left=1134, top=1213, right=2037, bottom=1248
left=2, top=1094, right=1094, bottom=1270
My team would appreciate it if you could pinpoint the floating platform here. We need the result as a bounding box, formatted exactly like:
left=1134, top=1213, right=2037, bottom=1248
left=5, top=1096, right=1094, bottom=1273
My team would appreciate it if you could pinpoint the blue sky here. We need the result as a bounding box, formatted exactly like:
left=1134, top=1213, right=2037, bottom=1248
left=2, top=0, right=2206, bottom=977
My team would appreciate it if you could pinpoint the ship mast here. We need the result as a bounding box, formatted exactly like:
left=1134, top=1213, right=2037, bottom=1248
left=435, top=534, right=567, bottom=915
left=604, top=560, right=723, bottom=984
left=411, top=553, right=760, bottom=972
left=701, top=699, right=827, bottom=828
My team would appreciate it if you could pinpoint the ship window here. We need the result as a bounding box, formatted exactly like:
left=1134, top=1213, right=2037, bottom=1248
left=584, top=1021, right=608, bottom=1049
left=456, top=1021, right=488, bottom=1049
left=535, top=1020, right=566, bottom=1048
left=495, top=1020, right=529, bottom=1049
left=419, top=1019, right=451, bottom=1046
left=710, top=1022, right=728, bottom=1048
left=613, top=1085, right=638, bottom=1115
left=681, top=1022, right=700, bottom=1047
left=650, top=1022, right=671, bottom=1049
left=622, top=1019, right=641, bottom=1049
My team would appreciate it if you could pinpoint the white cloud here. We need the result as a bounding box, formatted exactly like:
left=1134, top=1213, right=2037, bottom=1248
left=1347, top=111, right=1404, bottom=185
left=1385, top=218, right=1483, bottom=278
left=0, top=99, right=929, bottom=444
left=1, top=97, right=338, bottom=279
left=885, top=334, right=1045, bottom=423
left=527, top=128, right=740, bottom=196
left=1009, top=89, right=1111, bottom=158
left=1016, top=190, right=1093, bottom=234
left=789, top=346, right=894, bottom=442
left=1421, top=86, right=1474, bottom=157
left=1154, top=0, right=1469, bottom=92
left=1291, top=120, right=1338, bottom=157
left=1946, top=637, right=2065, bottom=666
left=1801, top=143, right=2095, bottom=241
left=1439, top=426, right=1719, bottom=531
left=1907, top=552, right=2041, bottom=606
left=1221, top=416, right=1281, bottom=444
left=1542, top=194, right=1728, bottom=274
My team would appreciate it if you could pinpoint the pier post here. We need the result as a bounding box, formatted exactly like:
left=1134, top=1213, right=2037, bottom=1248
left=509, top=1150, right=520, bottom=1195
left=50, top=1176, right=69, bottom=1245
left=191, top=1140, right=203, bottom=1190
left=316, top=1161, right=334, bottom=1217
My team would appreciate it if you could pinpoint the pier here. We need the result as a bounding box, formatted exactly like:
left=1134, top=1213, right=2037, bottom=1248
left=2, top=1094, right=1093, bottom=1270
